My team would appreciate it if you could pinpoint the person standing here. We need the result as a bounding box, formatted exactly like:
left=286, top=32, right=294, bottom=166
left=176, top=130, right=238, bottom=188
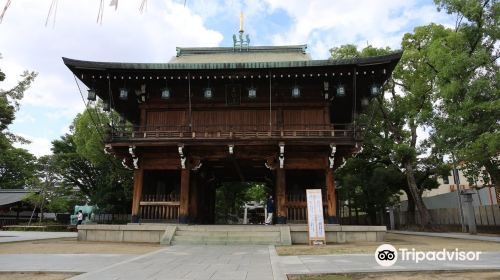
left=77, top=210, right=83, bottom=225
left=265, top=195, right=274, bottom=225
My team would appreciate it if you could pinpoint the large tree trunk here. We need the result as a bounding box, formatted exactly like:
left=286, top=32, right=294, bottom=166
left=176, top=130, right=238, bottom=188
left=403, top=188, right=415, bottom=225
left=484, top=160, right=500, bottom=200
left=404, top=161, right=432, bottom=227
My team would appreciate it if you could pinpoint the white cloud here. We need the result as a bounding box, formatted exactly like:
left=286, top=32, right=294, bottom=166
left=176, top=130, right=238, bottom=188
left=13, top=134, right=52, bottom=157
left=1, top=0, right=223, bottom=156
left=0, top=0, right=455, bottom=158
left=258, top=0, right=453, bottom=58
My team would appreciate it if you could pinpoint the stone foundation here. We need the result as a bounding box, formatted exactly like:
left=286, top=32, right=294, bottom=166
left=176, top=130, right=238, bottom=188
left=77, top=224, right=386, bottom=244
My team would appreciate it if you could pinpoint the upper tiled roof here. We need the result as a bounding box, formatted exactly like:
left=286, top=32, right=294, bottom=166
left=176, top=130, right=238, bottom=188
left=169, top=45, right=311, bottom=63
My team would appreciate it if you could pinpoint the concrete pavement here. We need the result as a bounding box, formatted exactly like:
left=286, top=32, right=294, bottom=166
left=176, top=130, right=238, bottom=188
left=2, top=230, right=500, bottom=279
left=1, top=246, right=500, bottom=279
left=0, top=254, right=134, bottom=273
left=0, top=230, right=77, bottom=243
left=71, top=245, right=276, bottom=280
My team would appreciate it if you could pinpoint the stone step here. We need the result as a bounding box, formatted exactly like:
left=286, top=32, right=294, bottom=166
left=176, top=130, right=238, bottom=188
left=172, top=234, right=280, bottom=242
left=165, top=225, right=292, bottom=245
left=176, top=225, right=281, bottom=232
left=175, top=230, right=280, bottom=238
left=171, top=235, right=281, bottom=245
left=171, top=240, right=279, bottom=245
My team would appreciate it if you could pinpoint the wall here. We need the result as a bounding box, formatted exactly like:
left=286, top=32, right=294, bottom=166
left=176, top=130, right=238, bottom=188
left=145, top=108, right=328, bottom=129
left=400, top=187, right=498, bottom=211
left=395, top=205, right=500, bottom=228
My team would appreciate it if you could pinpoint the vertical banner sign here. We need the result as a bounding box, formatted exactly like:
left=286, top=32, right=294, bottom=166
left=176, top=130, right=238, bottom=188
left=306, top=189, right=326, bottom=245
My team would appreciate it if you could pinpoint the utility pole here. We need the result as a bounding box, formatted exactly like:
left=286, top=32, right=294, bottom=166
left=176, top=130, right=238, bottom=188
left=453, top=165, right=466, bottom=232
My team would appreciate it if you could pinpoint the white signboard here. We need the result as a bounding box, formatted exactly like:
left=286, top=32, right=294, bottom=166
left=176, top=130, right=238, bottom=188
left=306, top=189, right=326, bottom=245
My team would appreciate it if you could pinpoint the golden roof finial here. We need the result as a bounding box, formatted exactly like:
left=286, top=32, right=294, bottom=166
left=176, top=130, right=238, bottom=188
left=239, top=11, right=244, bottom=33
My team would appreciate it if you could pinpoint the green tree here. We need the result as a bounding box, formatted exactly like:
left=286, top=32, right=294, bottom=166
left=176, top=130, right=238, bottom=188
left=428, top=0, right=500, bottom=190
left=331, top=43, right=449, bottom=226
left=0, top=54, right=37, bottom=146
left=336, top=156, right=405, bottom=225
left=24, top=155, right=80, bottom=221
left=0, top=54, right=37, bottom=189
left=51, top=133, right=99, bottom=200
left=0, top=147, right=37, bottom=189
left=215, top=182, right=269, bottom=224
left=64, top=103, right=133, bottom=213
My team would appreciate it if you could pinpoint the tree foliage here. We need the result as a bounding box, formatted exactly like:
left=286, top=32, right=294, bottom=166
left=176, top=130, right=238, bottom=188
left=428, top=0, right=500, bottom=187
left=53, top=103, right=133, bottom=213
left=0, top=147, right=37, bottom=189
left=331, top=41, right=450, bottom=226
left=215, top=182, right=269, bottom=224
left=0, top=54, right=37, bottom=189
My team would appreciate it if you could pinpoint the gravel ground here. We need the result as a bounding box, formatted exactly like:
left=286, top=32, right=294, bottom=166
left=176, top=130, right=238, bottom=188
left=288, top=271, right=500, bottom=280
left=0, top=237, right=162, bottom=254
left=0, top=272, right=79, bottom=280
left=277, top=233, right=500, bottom=255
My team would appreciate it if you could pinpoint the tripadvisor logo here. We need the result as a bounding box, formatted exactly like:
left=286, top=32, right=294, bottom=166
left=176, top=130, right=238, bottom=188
left=375, top=244, right=482, bottom=267
left=375, top=244, right=398, bottom=267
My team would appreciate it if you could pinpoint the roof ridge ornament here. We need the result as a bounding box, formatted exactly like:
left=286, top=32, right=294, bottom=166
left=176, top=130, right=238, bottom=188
left=233, top=12, right=250, bottom=52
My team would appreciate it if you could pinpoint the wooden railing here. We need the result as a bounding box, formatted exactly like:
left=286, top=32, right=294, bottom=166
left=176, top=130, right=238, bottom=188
left=109, top=123, right=362, bottom=142
left=139, top=194, right=180, bottom=221
left=286, top=192, right=328, bottom=223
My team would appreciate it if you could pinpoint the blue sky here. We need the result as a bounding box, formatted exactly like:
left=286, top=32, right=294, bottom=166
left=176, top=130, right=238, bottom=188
left=0, top=0, right=454, bottom=157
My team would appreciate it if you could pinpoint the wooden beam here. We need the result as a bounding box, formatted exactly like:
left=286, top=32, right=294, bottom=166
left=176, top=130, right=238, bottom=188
left=285, top=158, right=327, bottom=169
left=141, top=158, right=180, bottom=170
left=326, top=168, right=337, bottom=224
left=131, top=168, right=144, bottom=222
left=276, top=168, right=287, bottom=224
left=139, top=201, right=180, bottom=206
left=179, top=168, right=190, bottom=223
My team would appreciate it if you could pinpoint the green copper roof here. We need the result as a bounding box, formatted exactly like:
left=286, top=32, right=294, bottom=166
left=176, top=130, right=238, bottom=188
left=63, top=51, right=402, bottom=71
left=170, top=45, right=311, bottom=63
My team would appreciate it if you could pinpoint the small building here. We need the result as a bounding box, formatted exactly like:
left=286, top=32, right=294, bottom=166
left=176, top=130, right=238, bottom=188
left=64, top=30, right=401, bottom=224
left=0, top=189, right=36, bottom=227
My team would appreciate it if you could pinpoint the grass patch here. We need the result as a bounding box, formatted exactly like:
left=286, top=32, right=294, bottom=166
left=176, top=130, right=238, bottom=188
left=276, top=233, right=500, bottom=256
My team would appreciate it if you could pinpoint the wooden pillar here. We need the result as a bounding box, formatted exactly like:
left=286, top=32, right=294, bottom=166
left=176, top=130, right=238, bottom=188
left=198, top=176, right=206, bottom=224
left=276, top=168, right=287, bottom=224
left=326, top=168, right=338, bottom=224
left=189, top=174, right=199, bottom=223
left=131, top=168, right=144, bottom=223
left=209, top=181, right=216, bottom=224
left=179, top=168, right=190, bottom=223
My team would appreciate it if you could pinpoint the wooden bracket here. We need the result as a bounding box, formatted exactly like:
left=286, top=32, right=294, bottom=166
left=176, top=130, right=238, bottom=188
left=329, top=144, right=336, bottom=169
left=191, top=158, right=202, bottom=171
left=279, top=142, right=285, bottom=169
left=265, top=156, right=276, bottom=170
left=128, top=145, right=139, bottom=170
left=178, top=144, right=186, bottom=169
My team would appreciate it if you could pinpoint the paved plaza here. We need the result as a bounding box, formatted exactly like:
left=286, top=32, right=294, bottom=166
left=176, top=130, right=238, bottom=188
left=1, top=231, right=500, bottom=279
left=0, top=230, right=77, bottom=243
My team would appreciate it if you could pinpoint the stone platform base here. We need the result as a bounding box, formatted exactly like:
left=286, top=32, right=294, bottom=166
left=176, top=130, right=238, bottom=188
left=77, top=224, right=385, bottom=245
left=289, top=224, right=385, bottom=244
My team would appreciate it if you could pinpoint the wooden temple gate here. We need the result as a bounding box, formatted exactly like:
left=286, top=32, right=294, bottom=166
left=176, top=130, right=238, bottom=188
left=64, top=36, right=401, bottom=224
